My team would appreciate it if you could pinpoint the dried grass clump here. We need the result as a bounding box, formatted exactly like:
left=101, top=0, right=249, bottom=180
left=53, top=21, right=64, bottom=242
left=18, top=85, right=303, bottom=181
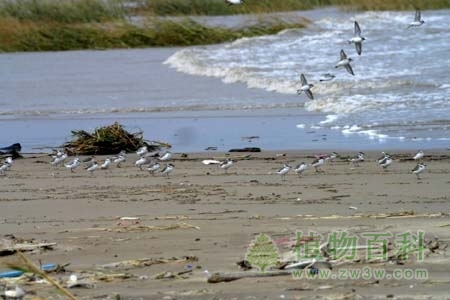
left=63, top=122, right=169, bottom=155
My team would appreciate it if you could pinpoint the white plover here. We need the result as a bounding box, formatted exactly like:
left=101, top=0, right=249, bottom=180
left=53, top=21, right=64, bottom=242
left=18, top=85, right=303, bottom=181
left=348, top=21, right=365, bottom=55
left=86, top=161, right=99, bottom=175
left=311, top=158, right=325, bottom=172
left=379, top=155, right=392, bottom=170
left=113, top=154, right=126, bottom=167
left=135, top=156, right=150, bottom=170
left=220, top=158, right=234, bottom=174
left=136, top=146, right=148, bottom=157
left=413, top=150, right=424, bottom=162
left=325, top=152, right=338, bottom=163
left=50, top=153, right=68, bottom=168
left=64, top=157, right=81, bottom=172
left=335, top=49, right=354, bottom=76
left=147, top=161, right=160, bottom=175
left=158, top=151, right=173, bottom=161
left=277, top=163, right=291, bottom=180
left=407, top=9, right=425, bottom=28
left=161, top=163, right=175, bottom=177
left=100, top=158, right=112, bottom=170
left=294, top=162, right=308, bottom=177
left=350, top=152, right=365, bottom=167
left=412, top=163, right=426, bottom=179
left=297, top=73, right=314, bottom=100
left=319, top=73, right=335, bottom=82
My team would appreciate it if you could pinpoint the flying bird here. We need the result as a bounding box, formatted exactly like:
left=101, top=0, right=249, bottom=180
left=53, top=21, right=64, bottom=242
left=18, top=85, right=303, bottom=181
left=335, top=49, right=354, bottom=76
left=348, top=21, right=365, bottom=55
left=297, top=73, right=314, bottom=100
left=408, top=9, right=425, bottom=28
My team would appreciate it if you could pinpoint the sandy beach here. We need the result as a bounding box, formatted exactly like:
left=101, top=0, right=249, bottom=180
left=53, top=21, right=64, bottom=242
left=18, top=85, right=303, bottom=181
left=1, top=150, right=449, bottom=299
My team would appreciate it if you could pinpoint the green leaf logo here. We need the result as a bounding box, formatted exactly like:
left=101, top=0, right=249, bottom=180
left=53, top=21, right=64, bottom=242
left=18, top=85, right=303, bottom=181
left=245, top=233, right=280, bottom=273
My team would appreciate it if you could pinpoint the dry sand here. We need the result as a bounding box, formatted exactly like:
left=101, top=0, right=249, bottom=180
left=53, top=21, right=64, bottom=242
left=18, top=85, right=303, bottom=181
left=1, top=150, right=449, bottom=299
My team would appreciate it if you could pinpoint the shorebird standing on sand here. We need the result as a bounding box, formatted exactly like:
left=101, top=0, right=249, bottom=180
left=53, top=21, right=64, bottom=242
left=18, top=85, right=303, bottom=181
left=86, top=161, right=99, bottom=175
left=100, top=158, right=112, bottom=170
left=0, top=157, right=13, bottom=175
left=111, top=150, right=126, bottom=168
left=413, top=150, right=424, bottom=162
left=311, top=158, right=325, bottom=172
left=277, top=163, right=291, bottom=180
left=220, top=158, right=234, bottom=174
left=50, top=153, right=67, bottom=168
left=64, top=157, right=81, bottom=172
left=294, top=162, right=308, bottom=177
left=379, top=155, right=393, bottom=170
left=136, top=146, right=148, bottom=157
left=412, top=163, right=426, bottom=179
left=350, top=152, right=365, bottom=168
left=135, top=156, right=150, bottom=170
left=147, top=161, right=160, bottom=175
left=158, top=151, right=173, bottom=161
left=161, top=163, right=175, bottom=177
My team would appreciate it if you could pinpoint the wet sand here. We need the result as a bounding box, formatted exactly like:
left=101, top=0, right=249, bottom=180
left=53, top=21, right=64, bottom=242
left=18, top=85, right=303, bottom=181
left=1, top=150, right=449, bottom=299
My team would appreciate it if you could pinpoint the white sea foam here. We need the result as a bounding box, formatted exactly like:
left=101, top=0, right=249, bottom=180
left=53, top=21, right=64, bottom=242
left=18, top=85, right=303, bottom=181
left=158, top=9, right=450, bottom=143
left=319, top=114, right=339, bottom=125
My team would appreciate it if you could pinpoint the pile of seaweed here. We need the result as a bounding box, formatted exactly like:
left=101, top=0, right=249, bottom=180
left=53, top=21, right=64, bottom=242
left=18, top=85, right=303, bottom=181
left=63, top=122, right=169, bottom=155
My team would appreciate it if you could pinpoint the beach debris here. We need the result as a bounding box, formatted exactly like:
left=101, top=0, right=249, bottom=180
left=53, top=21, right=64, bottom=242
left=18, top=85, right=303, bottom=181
left=1, top=285, right=26, bottom=299
left=207, top=270, right=293, bottom=283
left=154, top=269, right=192, bottom=280
left=97, top=256, right=198, bottom=270
left=82, top=222, right=200, bottom=233
left=0, top=143, right=22, bottom=159
left=11, top=251, right=78, bottom=300
left=349, top=206, right=358, bottom=210
left=0, top=264, right=60, bottom=279
left=66, top=274, right=95, bottom=289
left=201, top=159, right=221, bottom=165
left=229, top=147, right=261, bottom=152
left=116, top=216, right=140, bottom=226
left=0, top=237, right=56, bottom=257
left=63, top=122, right=170, bottom=155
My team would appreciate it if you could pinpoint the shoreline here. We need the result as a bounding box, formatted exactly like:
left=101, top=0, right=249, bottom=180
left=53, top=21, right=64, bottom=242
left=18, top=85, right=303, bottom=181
left=1, top=150, right=449, bottom=299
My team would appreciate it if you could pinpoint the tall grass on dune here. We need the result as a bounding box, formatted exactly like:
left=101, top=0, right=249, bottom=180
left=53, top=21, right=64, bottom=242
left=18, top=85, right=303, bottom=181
left=0, top=0, right=125, bottom=23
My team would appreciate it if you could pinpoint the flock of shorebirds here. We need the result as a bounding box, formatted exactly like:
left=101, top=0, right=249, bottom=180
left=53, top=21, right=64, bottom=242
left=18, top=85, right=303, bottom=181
left=0, top=148, right=427, bottom=180
left=224, top=1, right=426, bottom=101
left=296, top=9, right=425, bottom=100
left=0, top=5, right=429, bottom=182
left=274, top=149, right=427, bottom=180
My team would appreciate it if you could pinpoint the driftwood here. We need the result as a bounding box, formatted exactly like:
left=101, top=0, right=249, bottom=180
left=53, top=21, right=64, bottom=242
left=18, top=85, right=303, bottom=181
left=0, top=242, right=56, bottom=256
left=207, top=270, right=293, bottom=283
left=97, top=256, right=198, bottom=270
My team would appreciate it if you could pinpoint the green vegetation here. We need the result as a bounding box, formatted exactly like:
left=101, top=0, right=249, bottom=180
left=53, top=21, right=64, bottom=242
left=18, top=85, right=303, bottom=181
left=142, top=0, right=450, bottom=15
left=0, top=0, right=449, bottom=52
left=0, top=17, right=306, bottom=52
left=0, top=0, right=125, bottom=23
